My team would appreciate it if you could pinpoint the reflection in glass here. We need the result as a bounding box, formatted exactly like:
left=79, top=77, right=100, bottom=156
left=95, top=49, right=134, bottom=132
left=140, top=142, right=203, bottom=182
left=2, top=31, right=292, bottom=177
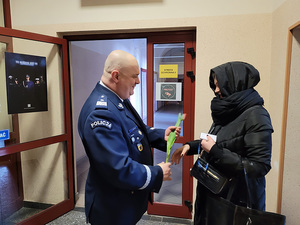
left=0, top=142, right=67, bottom=224
left=153, top=43, right=185, bottom=205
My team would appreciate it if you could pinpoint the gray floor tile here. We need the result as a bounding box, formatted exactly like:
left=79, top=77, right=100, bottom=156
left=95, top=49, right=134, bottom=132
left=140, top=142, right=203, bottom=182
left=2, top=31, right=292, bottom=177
left=46, top=209, right=192, bottom=225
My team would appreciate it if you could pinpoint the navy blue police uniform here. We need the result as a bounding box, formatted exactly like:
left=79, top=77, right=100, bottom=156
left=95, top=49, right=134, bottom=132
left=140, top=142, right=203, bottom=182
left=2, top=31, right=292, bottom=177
left=78, top=82, right=167, bottom=225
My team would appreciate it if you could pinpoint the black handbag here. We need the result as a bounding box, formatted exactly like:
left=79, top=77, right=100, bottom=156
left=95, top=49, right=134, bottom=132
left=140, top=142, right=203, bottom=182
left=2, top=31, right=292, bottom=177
left=190, top=144, right=229, bottom=194
left=205, top=168, right=286, bottom=225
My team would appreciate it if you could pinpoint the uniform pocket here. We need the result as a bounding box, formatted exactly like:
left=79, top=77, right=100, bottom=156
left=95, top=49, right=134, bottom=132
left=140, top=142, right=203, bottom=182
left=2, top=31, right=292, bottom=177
left=128, top=126, right=144, bottom=144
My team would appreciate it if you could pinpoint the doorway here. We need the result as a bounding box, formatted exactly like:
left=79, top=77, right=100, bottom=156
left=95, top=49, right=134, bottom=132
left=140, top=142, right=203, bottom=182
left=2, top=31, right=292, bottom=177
left=279, top=21, right=300, bottom=224
left=69, top=38, right=147, bottom=207
left=67, top=29, right=196, bottom=219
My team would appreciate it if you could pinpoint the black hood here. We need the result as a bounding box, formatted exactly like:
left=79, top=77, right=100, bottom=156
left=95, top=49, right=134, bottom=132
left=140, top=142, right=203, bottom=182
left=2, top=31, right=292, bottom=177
left=209, top=61, right=260, bottom=98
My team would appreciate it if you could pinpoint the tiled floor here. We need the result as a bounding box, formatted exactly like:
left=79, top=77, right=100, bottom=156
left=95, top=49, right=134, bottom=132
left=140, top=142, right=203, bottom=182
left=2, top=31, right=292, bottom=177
left=47, top=208, right=192, bottom=225
left=2, top=208, right=42, bottom=225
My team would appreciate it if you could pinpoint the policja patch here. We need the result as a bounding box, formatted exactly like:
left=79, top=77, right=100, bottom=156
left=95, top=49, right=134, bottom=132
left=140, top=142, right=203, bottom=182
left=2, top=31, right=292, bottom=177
left=90, top=119, right=112, bottom=129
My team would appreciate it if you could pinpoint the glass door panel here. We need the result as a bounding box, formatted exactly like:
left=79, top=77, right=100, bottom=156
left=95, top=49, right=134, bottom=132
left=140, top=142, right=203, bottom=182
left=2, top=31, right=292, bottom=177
left=152, top=43, right=185, bottom=205
left=0, top=142, right=68, bottom=224
left=153, top=43, right=185, bottom=131
left=153, top=143, right=182, bottom=204
left=0, top=35, right=65, bottom=146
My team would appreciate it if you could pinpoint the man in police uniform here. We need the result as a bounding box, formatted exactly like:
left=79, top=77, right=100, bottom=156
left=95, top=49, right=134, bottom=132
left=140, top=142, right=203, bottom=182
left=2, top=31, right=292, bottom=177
left=78, top=50, right=181, bottom=225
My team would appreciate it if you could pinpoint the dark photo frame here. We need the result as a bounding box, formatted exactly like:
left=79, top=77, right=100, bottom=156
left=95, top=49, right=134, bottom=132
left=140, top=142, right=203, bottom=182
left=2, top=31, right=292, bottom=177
left=5, top=52, right=48, bottom=114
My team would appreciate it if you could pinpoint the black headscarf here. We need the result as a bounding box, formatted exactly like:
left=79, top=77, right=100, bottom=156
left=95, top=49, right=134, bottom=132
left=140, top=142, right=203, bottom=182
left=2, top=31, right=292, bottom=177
left=209, top=62, right=264, bottom=126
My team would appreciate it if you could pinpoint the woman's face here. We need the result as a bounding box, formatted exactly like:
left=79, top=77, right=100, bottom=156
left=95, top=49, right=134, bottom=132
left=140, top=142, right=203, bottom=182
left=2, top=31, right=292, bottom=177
left=214, top=76, right=223, bottom=99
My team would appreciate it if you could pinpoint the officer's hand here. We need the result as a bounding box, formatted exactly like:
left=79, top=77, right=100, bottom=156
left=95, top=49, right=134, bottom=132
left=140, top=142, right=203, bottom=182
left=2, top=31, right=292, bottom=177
left=164, top=126, right=181, bottom=141
left=171, top=144, right=190, bottom=165
left=158, top=162, right=172, bottom=181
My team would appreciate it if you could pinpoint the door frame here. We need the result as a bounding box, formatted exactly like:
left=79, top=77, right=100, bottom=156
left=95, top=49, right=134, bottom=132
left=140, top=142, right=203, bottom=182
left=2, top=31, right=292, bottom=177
left=277, top=20, right=300, bottom=213
left=0, top=26, right=75, bottom=225
left=65, top=29, right=196, bottom=219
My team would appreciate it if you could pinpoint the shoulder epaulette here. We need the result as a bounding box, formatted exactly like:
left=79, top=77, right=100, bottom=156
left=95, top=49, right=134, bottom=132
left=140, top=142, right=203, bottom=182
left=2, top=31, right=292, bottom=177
left=95, top=95, right=108, bottom=109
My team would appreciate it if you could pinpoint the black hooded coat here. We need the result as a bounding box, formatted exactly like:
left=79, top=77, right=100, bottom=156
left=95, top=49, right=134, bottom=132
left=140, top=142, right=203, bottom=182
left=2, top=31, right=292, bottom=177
left=187, top=62, right=273, bottom=225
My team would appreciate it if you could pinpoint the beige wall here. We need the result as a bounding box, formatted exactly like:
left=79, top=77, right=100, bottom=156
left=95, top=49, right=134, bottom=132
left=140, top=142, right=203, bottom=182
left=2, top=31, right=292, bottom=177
left=10, top=0, right=277, bottom=26
left=8, top=0, right=300, bottom=216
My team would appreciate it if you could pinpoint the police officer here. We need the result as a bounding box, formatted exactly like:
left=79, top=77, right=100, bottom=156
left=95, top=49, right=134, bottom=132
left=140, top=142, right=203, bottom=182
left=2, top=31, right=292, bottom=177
left=78, top=50, right=181, bottom=225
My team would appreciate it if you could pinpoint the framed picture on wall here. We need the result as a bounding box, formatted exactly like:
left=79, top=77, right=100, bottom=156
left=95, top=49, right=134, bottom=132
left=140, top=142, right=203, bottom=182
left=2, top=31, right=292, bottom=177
left=5, top=52, right=48, bottom=114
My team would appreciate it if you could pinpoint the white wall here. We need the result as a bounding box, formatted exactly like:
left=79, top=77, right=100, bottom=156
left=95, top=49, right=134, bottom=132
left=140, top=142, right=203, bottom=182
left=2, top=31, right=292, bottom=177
left=70, top=43, right=106, bottom=161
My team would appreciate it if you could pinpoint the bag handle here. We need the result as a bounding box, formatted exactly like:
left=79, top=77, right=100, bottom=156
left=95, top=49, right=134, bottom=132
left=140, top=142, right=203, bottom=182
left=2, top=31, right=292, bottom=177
left=225, top=167, right=253, bottom=209
left=197, top=143, right=204, bottom=156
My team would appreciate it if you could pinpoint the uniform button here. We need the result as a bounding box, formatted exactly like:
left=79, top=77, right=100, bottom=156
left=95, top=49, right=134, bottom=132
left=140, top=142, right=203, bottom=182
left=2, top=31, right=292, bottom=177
left=131, top=191, right=134, bottom=194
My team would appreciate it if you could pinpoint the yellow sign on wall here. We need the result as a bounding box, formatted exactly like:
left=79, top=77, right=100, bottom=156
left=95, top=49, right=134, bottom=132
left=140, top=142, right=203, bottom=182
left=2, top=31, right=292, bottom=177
left=159, top=64, right=178, bottom=78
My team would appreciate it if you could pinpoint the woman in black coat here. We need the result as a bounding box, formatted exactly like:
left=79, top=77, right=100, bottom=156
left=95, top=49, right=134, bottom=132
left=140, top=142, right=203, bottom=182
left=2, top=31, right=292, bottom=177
left=171, top=61, right=273, bottom=225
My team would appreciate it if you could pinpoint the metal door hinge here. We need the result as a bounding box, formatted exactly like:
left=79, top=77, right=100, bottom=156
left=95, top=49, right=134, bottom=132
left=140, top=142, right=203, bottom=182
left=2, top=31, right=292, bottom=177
left=184, top=200, right=193, bottom=212
left=186, top=71, right=195, bottom=83
left=187, top=47, right=196, bottom=59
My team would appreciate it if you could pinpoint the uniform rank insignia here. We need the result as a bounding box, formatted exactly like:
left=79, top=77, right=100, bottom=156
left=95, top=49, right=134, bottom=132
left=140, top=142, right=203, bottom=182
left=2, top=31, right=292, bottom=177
left=91, top=119, right=112, bottom=129
left=118, top=103, right=124, bottom=109
left=95, top=95, right=108, bottom=109
left=137, top=143, right=143, bottom=152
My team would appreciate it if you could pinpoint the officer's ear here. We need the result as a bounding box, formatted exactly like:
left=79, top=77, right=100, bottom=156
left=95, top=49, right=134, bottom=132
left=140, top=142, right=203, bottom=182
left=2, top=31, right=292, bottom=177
left=111, top=70, right=119, bottom=83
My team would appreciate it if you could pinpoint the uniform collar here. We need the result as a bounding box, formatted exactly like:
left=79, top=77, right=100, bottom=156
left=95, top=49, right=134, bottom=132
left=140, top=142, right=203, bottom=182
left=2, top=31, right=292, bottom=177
left=96, top=82, right=125, bottom=110
left=100, top=80, right=123, bottom=102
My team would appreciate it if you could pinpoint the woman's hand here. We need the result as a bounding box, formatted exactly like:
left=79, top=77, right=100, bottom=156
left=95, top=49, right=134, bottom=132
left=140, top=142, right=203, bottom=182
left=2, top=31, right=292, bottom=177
left=171, top=144, right=190, bottom=165
left=201, top=135, right=215, bottom=153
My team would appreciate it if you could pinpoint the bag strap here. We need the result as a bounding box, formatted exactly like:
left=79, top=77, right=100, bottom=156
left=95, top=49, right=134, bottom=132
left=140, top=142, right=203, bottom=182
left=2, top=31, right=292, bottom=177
left=197, top=144, right=209, bottom=171
left=243, top=168, right=253, bottom=208
left=225, top=167, right=253, bottom=209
